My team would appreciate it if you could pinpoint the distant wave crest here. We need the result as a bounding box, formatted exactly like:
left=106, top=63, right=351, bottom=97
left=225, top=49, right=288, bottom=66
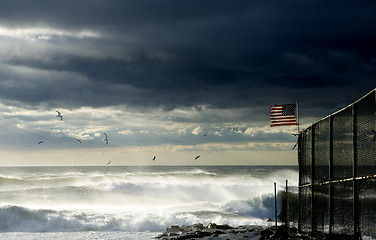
left=0, top=205, right=134, bottom=232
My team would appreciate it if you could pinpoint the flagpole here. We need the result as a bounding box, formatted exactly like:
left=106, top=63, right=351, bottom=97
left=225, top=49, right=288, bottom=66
left=296, top=101, right=299, bottom=133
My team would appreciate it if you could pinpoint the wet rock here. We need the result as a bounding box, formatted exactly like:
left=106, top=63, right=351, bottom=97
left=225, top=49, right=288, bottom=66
left=207, top=223, right=217, bottom=229
left=168, top=232, right=180, bottom=237
left=175, top=233, right=199, bottom=240
left=270, top=227, right=289, bottom=239
left=207, top=223, right=234, bottom=230
left=166, top=225, right=181, bottom=233
left=155, top=233, right=168, bottom=239
left=195, top=231, right=212, bottom=237
left=260, top=228, right=274, bottom=237
left=155, top=223, right=319, bottom=240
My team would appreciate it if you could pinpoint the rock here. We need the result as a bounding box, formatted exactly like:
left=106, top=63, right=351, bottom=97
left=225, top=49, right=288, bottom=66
left=207, top=222, right=234, bottom=230
left=175, top=233, right=199, bottom=240
left=207, top=223, right=217, bottom=229
left=260, top=228, right=274, bottom=237
left=168, top=232, right=180, bottom=237
left=213, top=230, right=226, bottom=235
left=191, top=223, right=204, bottom=231
left=155, top=223, right=319, bottom=240
left=270, top=227, right=289, bottom=239
left=215, top=224, right=234, bottom=230
left=154, top=233, right=168, bottom=238
left=195, top=231, right=212, bottom=237
left=166, top=225, right=181, bottom=233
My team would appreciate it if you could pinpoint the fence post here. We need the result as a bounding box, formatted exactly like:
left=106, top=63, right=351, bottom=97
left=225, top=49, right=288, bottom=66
left=298, top=134, right=302, bottom=233
left=311, top=126, right=316, bottom=236
left=285, top=179, right=289, bottom=228
left=274, top=182, right=278, bottom=228
left=352, top=104, right=360, bottom=240
left=329, top=115, right=334, bottom=236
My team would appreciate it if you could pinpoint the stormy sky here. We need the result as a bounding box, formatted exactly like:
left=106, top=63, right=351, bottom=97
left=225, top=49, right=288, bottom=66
left=0, top=0, right=375, bottom=166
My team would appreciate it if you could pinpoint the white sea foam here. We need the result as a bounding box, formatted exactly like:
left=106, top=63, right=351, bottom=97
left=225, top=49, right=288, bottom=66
left=0, top=166, right=298, bottom=234
left=0, top=231, right=158, bottom=240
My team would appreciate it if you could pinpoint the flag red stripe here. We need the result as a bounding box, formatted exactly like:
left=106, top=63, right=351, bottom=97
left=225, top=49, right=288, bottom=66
left=270, top=123, right=298, bottom=127
left=271, top=116, right=296, bottom=119
left=269, top=103, right=298, bottom=127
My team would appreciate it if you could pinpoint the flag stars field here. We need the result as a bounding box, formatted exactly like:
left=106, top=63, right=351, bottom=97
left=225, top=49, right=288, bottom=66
left=270, top=104, right=299, bottom=128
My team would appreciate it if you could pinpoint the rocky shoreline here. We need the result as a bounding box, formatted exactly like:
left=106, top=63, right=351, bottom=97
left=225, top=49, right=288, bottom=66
left=154, top=223, right=313, bottom=240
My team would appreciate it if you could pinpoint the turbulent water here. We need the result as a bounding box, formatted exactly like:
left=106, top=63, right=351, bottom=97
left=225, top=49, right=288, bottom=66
left=0, top=165, right=298, bottom=239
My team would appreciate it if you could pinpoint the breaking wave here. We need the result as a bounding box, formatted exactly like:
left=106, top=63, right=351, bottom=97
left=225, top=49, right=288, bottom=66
left=0, top=166, right=298, bottom=232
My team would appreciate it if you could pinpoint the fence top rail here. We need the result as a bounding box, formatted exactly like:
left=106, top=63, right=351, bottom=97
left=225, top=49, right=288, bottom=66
left=298, top=88, right=376, bottom=136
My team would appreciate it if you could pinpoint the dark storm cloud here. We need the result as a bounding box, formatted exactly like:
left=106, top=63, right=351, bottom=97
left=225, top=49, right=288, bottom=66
left=1, top=0, right=376, bottom=119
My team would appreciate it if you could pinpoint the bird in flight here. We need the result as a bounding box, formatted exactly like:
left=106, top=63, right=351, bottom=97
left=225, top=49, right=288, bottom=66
left=152, top=156, right=156, bottom=161
left=37, top=141, right=43, bottom=144
left=56, top=111, right=63, bottom=121
left=195, top=155, right=200, bottom=160
left=105, top=161, right=111, bottom=166
left=76, top=139, right=82, bottom=143
left=104, top=133, right=109, bottom=144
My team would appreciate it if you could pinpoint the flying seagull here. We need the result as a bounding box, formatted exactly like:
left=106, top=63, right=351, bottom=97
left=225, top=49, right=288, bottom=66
left=195, top=155, right=200, bottom=160
left=56, top=111, right=63, bottom=121
left=104, top=133, right=109, bottom=144
left=152, top=156, right=156, bottom=161
left=105, top=161, right=111, bottom=166
left=37, top=141, right=43, bottom=144
left=76, top=138, right=82, bottom=143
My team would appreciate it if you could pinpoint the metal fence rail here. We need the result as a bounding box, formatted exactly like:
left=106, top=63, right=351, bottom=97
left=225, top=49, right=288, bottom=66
left=298, top=89, right=376, bottom=239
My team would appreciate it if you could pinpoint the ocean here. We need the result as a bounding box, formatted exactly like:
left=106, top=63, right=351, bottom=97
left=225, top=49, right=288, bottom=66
left=0, top=165, right=298, bottom=239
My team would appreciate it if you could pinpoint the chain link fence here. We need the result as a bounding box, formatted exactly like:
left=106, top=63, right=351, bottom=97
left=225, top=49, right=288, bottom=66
left=298, top=89, right=376, bottom=239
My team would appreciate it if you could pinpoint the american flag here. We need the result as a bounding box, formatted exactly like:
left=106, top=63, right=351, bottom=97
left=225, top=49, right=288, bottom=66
left=270, top=104, right=298, bottom=127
